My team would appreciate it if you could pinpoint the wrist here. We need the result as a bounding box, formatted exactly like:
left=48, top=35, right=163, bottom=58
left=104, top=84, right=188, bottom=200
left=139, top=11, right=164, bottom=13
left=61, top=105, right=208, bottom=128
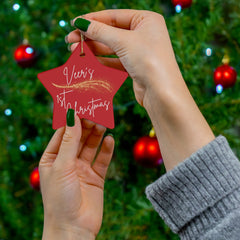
left=142, top=64, right=186, bottom=111
left=42, top=223, right=95, bottom=240
left=142, top=55, right=184, bottom=102
left=142, top=67, right=214, bottom=171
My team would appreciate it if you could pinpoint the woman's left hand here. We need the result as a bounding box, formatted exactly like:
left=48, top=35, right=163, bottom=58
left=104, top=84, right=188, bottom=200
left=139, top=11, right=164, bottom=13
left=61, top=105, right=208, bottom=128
left=39, top=114, right=114, bottom=240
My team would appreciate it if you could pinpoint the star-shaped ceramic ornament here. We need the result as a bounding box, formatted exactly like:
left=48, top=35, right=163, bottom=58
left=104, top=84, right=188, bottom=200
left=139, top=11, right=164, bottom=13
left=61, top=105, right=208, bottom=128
left=38, top=42, right=128, bottom=129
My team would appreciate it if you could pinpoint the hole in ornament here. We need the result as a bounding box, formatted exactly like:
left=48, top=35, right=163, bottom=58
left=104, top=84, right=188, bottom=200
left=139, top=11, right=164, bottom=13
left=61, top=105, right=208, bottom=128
left=80, top=53, right=85, bottom=57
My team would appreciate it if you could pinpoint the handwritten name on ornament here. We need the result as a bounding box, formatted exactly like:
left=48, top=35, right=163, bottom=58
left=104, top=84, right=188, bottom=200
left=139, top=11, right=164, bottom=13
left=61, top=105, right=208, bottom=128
left=56, top=89, right=110, bottom=117
left=53, top=65, right=113, bottom=93
left=63, top=65, right=95, bottom=86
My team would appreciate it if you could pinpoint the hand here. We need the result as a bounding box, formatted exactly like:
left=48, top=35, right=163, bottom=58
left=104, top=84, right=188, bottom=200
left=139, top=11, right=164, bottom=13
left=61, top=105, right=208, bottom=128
left=67, top=10, right=214, bottom=171
left=39, top=115, right=114, bottom=239
left=67, top=9, right=181, bottom=106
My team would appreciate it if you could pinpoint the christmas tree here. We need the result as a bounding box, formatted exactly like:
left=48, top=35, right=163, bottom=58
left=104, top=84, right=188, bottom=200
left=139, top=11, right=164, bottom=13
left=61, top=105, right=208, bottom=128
left=0, top=0, right=240, bottom=239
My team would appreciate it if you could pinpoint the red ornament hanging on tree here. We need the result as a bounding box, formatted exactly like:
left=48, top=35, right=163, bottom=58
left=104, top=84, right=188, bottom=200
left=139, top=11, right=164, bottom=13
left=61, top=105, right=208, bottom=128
left=14, top=44, right=37, bottom=68
left=133, top=135, right=163, bottom=168
left=30, top=167, right=40, bottom=190
left=172, top=0, right=192, bottom=9
left=214, top=64, right=237, bottom=89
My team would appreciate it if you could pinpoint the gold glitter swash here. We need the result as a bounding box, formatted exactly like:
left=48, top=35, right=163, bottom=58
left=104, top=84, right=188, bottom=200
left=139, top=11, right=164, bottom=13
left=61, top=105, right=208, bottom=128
left=52, top=80, right=113, bottom=93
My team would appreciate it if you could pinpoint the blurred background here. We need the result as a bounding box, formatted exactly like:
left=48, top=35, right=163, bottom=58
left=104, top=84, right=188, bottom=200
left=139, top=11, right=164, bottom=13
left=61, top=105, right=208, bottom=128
left=0, top=0, right=240, bottom=239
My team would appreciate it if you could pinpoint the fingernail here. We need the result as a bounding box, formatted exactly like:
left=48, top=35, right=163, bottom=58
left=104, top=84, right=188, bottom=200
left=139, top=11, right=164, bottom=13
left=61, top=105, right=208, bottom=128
left=64, top=35, right=69, bottom=44
left=67, top=109, right=75, bottom=127
left=107, top=133, right=114, bottom=138
left=74, top=18, right=91, bottom=32
left=67, top=43, right=72, bottom=52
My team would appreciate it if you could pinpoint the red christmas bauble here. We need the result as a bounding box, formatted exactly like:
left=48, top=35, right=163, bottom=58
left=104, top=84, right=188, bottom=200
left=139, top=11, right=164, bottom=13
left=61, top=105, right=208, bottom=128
left=14, top=44, right=36, bottom=68
left=30, top=167, right=40, bottom=190
left=172, top=0, right=192, bottom=8
left=133, top=136, right=162, bottom=168
left=214, top=64, right=237, bottom=88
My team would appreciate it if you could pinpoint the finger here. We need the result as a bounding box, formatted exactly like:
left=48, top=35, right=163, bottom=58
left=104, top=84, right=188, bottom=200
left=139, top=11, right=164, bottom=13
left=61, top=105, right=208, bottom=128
left=72, top=16, right=130, bottom=53
left=70, top=42, right=79, bottom=52
left=39, top=127, right=65, bottom=176
left=65, top=29, right=81, bottom=43
left=96, top=57, right=125, bottom=71
left=77, top=119, right=96, bottom=157
left=92, top=135, right=114, bottom=179
left=66, top=30, right=92, bottom=44
left=87, top=41, right=115, bottom=55
left=70, top=43, right=125, bottom=71
left=55, top=114, right=82, bottom=167
left=76, top=9, right=141, bottom=30
left=79, top=124, right=106, bottom=164
left=68, top=37, right=115, bottom=55
left=39, top=127, right=65, bottom=165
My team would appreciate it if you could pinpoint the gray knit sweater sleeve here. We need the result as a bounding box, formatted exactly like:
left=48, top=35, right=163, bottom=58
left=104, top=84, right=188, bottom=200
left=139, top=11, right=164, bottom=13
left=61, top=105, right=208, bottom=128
left=145, top=136, right=240, bottom=240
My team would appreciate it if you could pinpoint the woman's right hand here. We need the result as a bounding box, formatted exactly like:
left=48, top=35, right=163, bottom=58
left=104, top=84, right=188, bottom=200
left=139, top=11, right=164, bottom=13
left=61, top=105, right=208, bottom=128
left=67, top=9, right=215, bottom=171
left=66, top=9, right=182, bottom=106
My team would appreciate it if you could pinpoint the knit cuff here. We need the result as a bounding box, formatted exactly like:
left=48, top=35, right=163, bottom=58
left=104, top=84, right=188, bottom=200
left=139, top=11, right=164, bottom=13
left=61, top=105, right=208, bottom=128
left=145, top=136, right=240, bottom=234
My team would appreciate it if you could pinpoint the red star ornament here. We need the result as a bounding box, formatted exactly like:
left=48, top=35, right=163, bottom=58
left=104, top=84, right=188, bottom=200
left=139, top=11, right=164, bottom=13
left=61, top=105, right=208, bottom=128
left=38, top=42, right=128, bottom=129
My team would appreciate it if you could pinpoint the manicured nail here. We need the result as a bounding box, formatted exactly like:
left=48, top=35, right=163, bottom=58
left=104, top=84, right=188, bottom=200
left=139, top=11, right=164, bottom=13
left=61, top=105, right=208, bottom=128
left=74, top=18, right=91, bottom=32
left=64, top=35, right=69, bottom=44
left=67, top=109, right=75, bottom=127
left=107, top=133, right=114, bottom=138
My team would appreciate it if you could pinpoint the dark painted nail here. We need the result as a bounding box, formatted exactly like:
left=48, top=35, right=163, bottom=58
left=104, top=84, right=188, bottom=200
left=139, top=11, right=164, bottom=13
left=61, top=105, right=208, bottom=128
left=107, top=133, right=114, bottom=138
left=74, top=18, right=91, bottom=32
left=67, top=109, right=75, bottom=127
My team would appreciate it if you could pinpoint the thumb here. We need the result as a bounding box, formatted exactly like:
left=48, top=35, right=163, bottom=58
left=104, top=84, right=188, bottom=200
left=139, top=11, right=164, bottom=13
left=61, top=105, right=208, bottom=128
left=55, top=109, right=82, bottom=167
left=73, top=17, right=127, bottom=53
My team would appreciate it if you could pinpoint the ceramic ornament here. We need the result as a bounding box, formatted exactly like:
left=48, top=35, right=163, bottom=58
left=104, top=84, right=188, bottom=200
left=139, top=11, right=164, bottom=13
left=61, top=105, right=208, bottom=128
left=38, top=42, right=128, bottom=129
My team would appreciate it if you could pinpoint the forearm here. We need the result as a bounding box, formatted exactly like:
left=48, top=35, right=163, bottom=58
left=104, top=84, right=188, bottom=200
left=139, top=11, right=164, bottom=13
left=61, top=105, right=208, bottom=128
left=143, top=63, right=215, bottom=171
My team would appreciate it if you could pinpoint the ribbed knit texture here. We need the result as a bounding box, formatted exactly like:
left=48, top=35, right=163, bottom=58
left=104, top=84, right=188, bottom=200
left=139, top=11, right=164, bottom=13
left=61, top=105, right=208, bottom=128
left=145, top=136, right=240, bottom=239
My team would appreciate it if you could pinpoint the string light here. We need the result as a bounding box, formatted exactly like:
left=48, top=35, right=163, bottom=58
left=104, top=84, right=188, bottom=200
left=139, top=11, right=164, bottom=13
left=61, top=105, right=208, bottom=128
left=59, top=20, right=66, bottom=27
left=4, top=108, right=12, bottom=116
left=205, top=48, right=212, bottom=57
left=19, top=144, right=27, bottom=152
left=175, top=5, right=182, bottom=13
left=26, top=47, right=34, bottom=54
left=216, top=84, right=223, bottom=94
left=13, top=3, right=20, bottom=11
